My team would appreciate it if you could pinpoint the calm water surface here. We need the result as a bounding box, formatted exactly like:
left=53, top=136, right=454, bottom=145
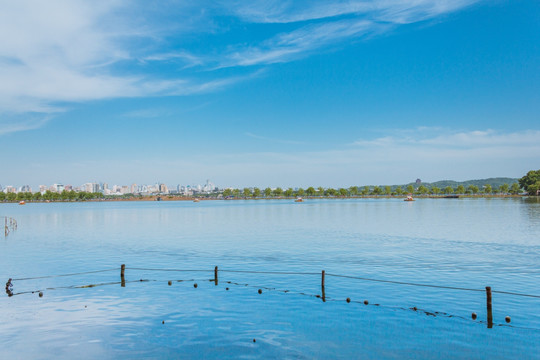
left=1, top=198, right=539, bottom=359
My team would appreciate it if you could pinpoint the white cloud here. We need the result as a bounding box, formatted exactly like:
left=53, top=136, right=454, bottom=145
left=222, top=19, right=385, bottom=67
left=218, top=0, right=478, bottom=67
left=0, top=115, right=52, bottom=136
left=128, top=128, right=540, bottom=186
left=0, top=0, right=483, bottom=135
left=226, top=0, right=480, bottom=24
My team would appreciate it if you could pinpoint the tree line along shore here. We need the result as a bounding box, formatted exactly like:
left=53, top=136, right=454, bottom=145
left=2, top=170, right=539, bottom=203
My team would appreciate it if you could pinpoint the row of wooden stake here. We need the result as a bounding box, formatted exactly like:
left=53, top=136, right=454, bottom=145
left=4, top=217, right=17, bottom=237
left=119, top=265, right=497, bottom=328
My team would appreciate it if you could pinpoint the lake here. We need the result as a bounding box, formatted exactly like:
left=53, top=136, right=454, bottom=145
left=1, top=198, right=539, bottom=359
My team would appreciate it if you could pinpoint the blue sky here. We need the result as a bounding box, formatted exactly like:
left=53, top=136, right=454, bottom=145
left=1, top=0, right=539, bottom=188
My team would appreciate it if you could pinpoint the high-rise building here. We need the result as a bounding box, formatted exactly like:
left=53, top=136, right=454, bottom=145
left=159, top=183, right=168, bottom=194
left=83, top=183, right=93, bottom=192
left=53, top=184, right=64, bottom=192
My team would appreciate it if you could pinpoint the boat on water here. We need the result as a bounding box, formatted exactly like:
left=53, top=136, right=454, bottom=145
left=193, top=198, right=200, bottom=202
left=404, top=194, right=415, bottom=202
left=18, top=201, right=26, bottom=205
left=294, top=197, right=303, bottom=202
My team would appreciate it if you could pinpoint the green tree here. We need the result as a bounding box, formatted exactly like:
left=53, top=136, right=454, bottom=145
left=467, top=185, right=479, bottom=194
left=371, top=186, right=382, bottom=195
left=317, top=187, right=325, bottom=196
left=243, top=188, right=252, bottom=198
left=339, top=188, right=348, bottom=197
left=297, top=188, right=305, bottom=197
left=0, top=192, right=6, bottom=201
left=324, top=188, right=337, bottom=196
left=384, top=186, right=392, bottom=195
left=510, top=183, right=521, bottom=195
left=519, top=169, right=540, bottom=195
left=455, top=185, right=465, bottom=194
left=417, top=185, right=429, bottom=195
left=264, top=187, right=272, bottom=197
left=232, top=189, right=241, bottom=198
left=325, top=188, right=337, bottom=196
left=253, top=187, right=261, bottom=198
left=498, top=183, right=509, bottom=194
left=443, top=186, right=453, bottom=194
left=406, top=185, right=414, bottom=194
left=223, top=188, right=232, bottom=197
left=361, top=186, right=370, bottom=195
left=273, top=187, right=283, bottom=197
left=526, top=182, right=540, bottom=195
left=483, top=184, right=492, bottom=194
left=284, top=188, right=294, bottom=197
left=349, top=186, right=359, bottom=196
left=306, top=187, right=316, bottom=196
left=394, top=186, right=404, bottom=195
left=431, top=186, right=441, bottom=195
left=7, top=193, right=17, bottom=201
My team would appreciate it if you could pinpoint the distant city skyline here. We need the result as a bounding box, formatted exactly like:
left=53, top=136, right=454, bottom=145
left=0, top=180, right=218, bottom=195
left=1, top=1, right=539, bottom=187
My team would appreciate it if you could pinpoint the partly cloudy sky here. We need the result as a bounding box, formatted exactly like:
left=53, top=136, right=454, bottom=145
left=1, top=0, right=539, bottom=188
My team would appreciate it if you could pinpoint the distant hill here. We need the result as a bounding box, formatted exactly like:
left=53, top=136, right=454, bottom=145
left=399, top=177, right=518, bottom=189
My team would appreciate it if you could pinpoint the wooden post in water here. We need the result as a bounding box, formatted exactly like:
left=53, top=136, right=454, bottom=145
left=321, top=270, right=326, bottom=302
left=214, top=266, right=218, bottom=286
left=486, top=286, right=493, bottom=328
left=121, top=264, right=126, bottom=287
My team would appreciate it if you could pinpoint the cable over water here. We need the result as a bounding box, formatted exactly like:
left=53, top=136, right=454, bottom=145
left=325, top=273, right=485, bottom=292
left=7, top=266, right=540, bottom=298
left=11, top=268, right=119, bottom=281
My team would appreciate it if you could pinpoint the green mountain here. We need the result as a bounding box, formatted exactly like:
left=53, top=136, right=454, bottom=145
left=399, top=177, right=518, bottom=189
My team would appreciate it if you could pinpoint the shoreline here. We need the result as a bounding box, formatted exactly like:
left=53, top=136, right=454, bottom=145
left=0, top=194, right=528, bottom=204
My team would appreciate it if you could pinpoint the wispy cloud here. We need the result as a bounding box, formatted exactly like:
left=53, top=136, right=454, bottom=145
left=217, top=0, right=479, bottom=67
left=222, top=19, right=383, bottom=67
left=0, top=115, right=53, bottom=136
left=352, top=128, right=540, bottom=149
left=226, top=0, right=480, bottom=24
left=139, top=128, right=540, bottom=186
left=0, top=0, right=482, bottom=134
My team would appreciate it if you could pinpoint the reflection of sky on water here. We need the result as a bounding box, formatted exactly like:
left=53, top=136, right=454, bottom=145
left=1, top=199, right=540, bottom=358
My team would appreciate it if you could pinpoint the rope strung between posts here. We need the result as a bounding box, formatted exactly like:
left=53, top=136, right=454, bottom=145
left=7, top=266, right=540, bottom=299
left=6, top=275, right=540, bottom=332
left=325, top=273, right=485, bottom=293
left=127, top=268, right=212, bottom=273
left=11, top=268, right=119, bottom=281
